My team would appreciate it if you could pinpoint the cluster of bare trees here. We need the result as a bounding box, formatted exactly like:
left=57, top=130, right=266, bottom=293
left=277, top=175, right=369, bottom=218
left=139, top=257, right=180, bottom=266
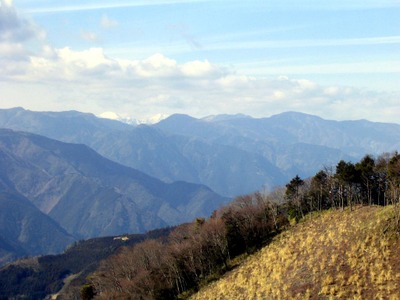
left=86, top=152, right=400, bottom=299
left=87, top=192, right=287, bottom=299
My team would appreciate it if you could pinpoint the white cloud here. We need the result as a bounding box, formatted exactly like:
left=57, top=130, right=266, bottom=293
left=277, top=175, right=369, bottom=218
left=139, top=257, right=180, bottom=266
left=324, top=86, right=339, bottom=96
left=100, top=14, right=118, bottom=29
left=181, top=60, right=216, bottom=77
left=1, top=43, right=399, bottom=123
left=128, top=53, right=178, bottom=77
left=142, top=53, right=176, bottom=69
left=0, top=41, right=400, bottom=121
left=217, top=75, right=253, bottom=88
left=1, top=1, right=399, bottom=124
left=273, top=91, right=286, bottom=99
left=0, top=42, right=25, bottom=58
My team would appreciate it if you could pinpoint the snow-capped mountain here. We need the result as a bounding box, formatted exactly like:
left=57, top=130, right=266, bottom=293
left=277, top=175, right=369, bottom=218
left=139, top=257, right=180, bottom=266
left=98, top=111, right=168, bottom=125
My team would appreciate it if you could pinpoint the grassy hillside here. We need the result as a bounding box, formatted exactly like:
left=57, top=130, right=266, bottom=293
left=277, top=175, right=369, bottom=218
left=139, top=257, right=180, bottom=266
left=191, top=206, right=400, bottom=299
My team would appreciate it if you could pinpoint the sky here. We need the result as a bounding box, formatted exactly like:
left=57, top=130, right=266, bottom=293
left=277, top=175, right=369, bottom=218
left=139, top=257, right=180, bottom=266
left=0, top=0, right=399, bottom=123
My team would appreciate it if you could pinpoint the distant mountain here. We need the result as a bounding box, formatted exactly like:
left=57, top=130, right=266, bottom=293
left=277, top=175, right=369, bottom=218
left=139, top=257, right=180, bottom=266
left=0, top=107, right=132, bottom=144
left=156, top=111, right=400, bottom=155
left=1, top=108, right=399, bottom=197
left=201, top=113, right=251, bottom=122
left=0, top=129, right=228, bottom=243
left=155, top=111, right=400, bottom=174
left=0, top=191, right=75, bottom=266
left=0, top=108, right=286, bottom=195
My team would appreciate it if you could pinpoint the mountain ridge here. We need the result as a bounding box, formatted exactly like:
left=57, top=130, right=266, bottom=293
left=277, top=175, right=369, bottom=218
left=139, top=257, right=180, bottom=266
left=1, top=108, right=399, bottom=197
left=0, top=128, right=228, bottom=264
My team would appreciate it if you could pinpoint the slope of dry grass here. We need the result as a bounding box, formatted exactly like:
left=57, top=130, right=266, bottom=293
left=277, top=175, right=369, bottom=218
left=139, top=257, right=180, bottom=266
left=191, top=206, right=400, bottom=299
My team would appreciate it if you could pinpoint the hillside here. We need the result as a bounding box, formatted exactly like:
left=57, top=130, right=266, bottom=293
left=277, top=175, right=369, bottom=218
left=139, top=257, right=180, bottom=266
left=191, top=206, right=400, bottom=299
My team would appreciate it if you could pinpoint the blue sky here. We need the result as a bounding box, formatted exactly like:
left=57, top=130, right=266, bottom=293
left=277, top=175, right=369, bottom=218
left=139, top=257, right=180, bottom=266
left=0, top=0, right=399, bottom=122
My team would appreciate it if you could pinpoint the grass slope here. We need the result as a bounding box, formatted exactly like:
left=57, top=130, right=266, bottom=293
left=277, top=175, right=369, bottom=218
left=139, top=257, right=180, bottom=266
left=191, top=206, right=400, bottom=299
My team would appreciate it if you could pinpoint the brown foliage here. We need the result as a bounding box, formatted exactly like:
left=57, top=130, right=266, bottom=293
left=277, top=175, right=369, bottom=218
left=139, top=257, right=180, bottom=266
left=88, top=152, right=400, bottom=299
left=89, top=191, right=284, bottom=299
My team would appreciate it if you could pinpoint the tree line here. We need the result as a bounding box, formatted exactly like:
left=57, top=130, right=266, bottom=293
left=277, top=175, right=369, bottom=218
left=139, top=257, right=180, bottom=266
left=285, top=152, right=400, bottom=220
left=86, top=152, right=400, bottom=299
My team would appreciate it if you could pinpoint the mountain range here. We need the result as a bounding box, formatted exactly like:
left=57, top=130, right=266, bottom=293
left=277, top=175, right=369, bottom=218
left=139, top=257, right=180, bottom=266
left=1, top=107, right=399, bottom=197
left=0, top=128, right=227, bottom=265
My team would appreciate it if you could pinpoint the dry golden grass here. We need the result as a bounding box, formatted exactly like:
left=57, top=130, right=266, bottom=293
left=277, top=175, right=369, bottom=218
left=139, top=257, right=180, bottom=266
left=191, top=206, right=400, bottom=299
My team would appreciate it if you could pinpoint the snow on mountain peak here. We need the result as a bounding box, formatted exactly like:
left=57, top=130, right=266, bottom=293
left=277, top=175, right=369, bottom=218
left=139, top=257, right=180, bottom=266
left=99, top=111, right=121, bottom=120
left=98, top=112, right=168, bottom=125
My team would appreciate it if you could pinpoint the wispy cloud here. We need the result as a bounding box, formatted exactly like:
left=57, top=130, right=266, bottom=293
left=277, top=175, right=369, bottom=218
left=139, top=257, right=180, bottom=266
left=23, top=0, right=213, bottom=14
left=23, top=0, right=400, bottom=15
left=101, top=14, right=119, bottom=29
left=81, top=31, right=100, bottom=43
left=316, top=0, right=400, bottom=10
left=204, top=36, right=400, bottom=52
left=253, top=0, right=400, bottom=11
left=167, top=23, right=202, bottom=50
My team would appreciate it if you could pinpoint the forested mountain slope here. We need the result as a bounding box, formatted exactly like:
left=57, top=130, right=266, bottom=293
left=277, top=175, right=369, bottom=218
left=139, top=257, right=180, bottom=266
left=0, top=191, right=74, bottom=266
left=0, top=128, right=227, bottom=264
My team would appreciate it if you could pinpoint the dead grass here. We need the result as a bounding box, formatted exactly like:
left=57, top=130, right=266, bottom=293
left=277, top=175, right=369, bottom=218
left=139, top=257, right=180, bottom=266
left=191, top=206, right=400, bottom=299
